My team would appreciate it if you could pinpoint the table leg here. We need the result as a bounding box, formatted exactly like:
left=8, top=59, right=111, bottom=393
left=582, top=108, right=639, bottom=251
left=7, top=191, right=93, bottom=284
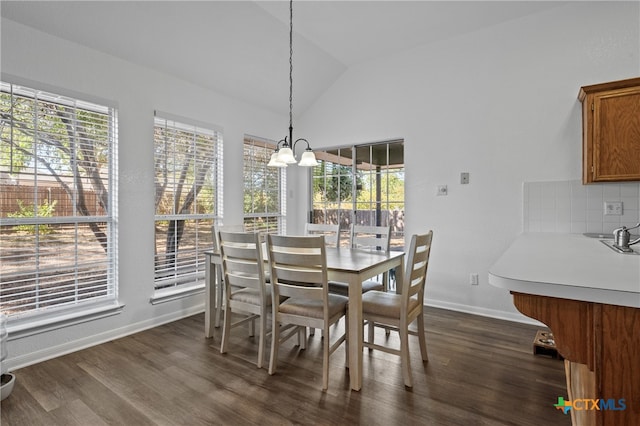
left=395, top=256, right=404, bottom=294
left=204, top=253, right=216, bottom=338
left=348, top=275, right=363, bottom=391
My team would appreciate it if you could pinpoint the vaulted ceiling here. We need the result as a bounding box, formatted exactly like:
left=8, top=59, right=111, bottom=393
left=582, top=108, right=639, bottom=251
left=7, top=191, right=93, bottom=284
left=1, top=1, right=567, bottom=116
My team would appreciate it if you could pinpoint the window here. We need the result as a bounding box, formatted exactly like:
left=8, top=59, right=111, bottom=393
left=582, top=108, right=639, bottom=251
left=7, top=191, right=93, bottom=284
left=243, top=136, right=286, bottom=234
left=311, top=146, right=354, bottom=238
left=0, top=81, right=118, bottom=319
left=153, top=113, right=222, bottom=296
left=311, top=141, right=404, bottom=248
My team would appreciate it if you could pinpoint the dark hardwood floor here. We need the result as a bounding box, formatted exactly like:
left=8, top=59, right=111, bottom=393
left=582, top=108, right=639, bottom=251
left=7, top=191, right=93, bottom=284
left=1, top=307, right=571, bottom=425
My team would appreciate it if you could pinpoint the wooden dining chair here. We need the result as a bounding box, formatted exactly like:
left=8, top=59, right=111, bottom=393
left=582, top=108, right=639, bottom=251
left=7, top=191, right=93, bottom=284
left=304, top=223, right=340, bottom=247
left=361, top=231, right=433, bottom=388
left=304, top=222, right=341, bottom=337
left=218, top=230, right=271, bottom=368
left=328, top=224, right=392, bottom=296
left=213, top=223, right=246, bottom=328
left=266, top=234, right=348, bottom=391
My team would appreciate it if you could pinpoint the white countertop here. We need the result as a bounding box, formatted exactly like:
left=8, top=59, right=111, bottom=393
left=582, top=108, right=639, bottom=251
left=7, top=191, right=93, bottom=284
left=489, top=233, right=640, bottom=308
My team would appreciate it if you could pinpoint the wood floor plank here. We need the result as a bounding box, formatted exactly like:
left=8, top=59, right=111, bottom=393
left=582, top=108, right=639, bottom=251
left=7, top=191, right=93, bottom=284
left=48, top=398, right=109, bottom=426
left=72, top=374, right=157, bottom=426
left=0, top=381, right=54, bottom=426
left=1, top=307, right=571, bottom=425
left=12, top=358, right=86, bottom=413
left=76, top=361, right=188, bottom=425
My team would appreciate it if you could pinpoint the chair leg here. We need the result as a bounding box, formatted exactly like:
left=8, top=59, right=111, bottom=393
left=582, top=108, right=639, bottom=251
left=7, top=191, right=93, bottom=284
left=257, top=310, right=267, bottom=369
left=220, top=305, right=231, bottom=354
left=389, top=267, right=396, bottom=292
left=269, top=319, right=280, bottom=376
left=417, top=311, right=429, bottom=362
left=400, top=321, right=413, bottom=388
left=298, top=327, right=307, bottom=349
left=382, top=272, right=391, bottom=337
left=215, top=270, right=224, bottom=328
left=368, top=320, right=375, bottom=347
left=322, top=324, right=329, bottom=391
left=249, top=317, right=255, bottom=337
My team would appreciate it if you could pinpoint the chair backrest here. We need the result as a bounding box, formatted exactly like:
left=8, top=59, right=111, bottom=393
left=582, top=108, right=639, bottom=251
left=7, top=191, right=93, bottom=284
left=401, top=231, right=433, bottom=310
left=213, top=223, right=245, bottom=251
left=218, top=231, right=266, bottom=296
left=304, top=223, right=340, bottom=247
left=267, top=234, right=328, bottom=302
left=350, top=224, right=392, bottom=253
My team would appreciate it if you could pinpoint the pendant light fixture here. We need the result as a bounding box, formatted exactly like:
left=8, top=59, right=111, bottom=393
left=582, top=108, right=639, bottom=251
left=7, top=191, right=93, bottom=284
left=267, top=0, right=318, bottom=168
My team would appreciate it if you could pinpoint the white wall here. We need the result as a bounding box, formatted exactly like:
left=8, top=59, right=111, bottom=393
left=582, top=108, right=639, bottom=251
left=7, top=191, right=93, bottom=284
left=1, top=18, right=285, bottom=369
left=294, top=2, right=640, bottom=321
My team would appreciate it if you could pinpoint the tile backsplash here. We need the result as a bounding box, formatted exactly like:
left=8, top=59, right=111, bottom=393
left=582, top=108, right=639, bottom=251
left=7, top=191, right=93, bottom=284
left=523, top=180, right=640, bottom=234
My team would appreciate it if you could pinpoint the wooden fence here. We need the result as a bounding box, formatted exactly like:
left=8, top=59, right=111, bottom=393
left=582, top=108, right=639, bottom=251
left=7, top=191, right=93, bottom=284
left=0, top=184, right=105, bottom=217
left=312, top=209, right=405, bottom=233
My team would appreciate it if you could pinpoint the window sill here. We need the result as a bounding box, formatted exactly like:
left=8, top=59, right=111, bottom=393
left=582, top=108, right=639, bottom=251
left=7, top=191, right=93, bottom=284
left=150, top=282, right=205, bottom=305
left=6, top=301, right=125, bottom=340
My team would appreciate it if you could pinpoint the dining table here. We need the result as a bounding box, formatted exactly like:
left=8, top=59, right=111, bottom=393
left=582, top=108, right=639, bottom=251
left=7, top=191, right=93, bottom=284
left=204, top=245, right=405, bottom=391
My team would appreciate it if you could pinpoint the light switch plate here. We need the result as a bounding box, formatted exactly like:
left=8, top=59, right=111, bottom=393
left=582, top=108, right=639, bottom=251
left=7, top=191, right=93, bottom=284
left=470, top=273, right=479, bottom=285
left=604, top=201, right=623, bottom=216
left=460, top=172, right=469, bottom=184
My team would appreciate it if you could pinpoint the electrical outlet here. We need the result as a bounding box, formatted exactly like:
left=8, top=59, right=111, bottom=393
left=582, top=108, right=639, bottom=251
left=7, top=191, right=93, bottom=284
left=437, top=185, right=448, bottom=196
left=470, top=273, right=479, bottom=285
left=604, top=201, right=623, bottom=216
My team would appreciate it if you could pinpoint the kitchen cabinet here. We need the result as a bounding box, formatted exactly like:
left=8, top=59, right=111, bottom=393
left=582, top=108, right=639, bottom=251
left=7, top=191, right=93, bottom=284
left=579, top=77, right=640, bottom=183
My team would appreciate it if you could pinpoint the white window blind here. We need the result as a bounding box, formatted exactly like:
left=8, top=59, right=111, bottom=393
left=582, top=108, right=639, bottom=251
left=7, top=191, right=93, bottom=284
left=153, top=113, right=222, bottom=291
left=0, top=81, right=118, bottom=319
left=243, top=136, right=286, bottom=234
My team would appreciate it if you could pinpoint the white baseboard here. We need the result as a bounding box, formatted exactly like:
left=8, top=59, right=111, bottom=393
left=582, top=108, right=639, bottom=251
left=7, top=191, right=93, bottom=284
left=425, top=299, right=546, bottom=327
left=7, top=304, right=205, bottom=372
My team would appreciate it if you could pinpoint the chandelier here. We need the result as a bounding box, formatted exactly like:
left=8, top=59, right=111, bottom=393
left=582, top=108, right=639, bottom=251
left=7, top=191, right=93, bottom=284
left=267, top=0, right=318, bottom=168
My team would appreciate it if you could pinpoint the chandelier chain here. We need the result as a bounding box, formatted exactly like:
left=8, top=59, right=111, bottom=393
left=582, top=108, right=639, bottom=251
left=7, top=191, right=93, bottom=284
left=289, top=0, right=293, bottom=131
left=268, top=0, right=317, bottom=167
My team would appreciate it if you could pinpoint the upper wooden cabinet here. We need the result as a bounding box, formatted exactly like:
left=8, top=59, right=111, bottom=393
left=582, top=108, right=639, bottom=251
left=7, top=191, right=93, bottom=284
left=579, top=77, right=640, bottom=183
